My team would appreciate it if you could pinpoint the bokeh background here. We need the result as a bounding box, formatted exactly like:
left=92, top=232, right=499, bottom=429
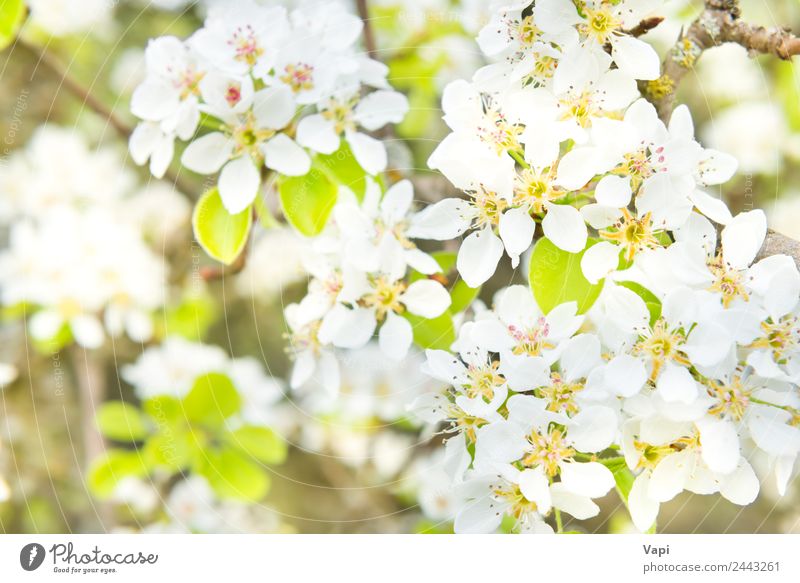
left=1, top=0, right=799, bottom=533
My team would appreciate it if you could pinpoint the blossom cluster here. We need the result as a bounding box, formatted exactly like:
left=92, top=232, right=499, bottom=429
left=0, top=126, right=185, bottom=348
left=284, top=180, right=452, bottom=394
left=412, top=0, right=736, bottom=287
left=129, top=0, right=409, bottom=213
left=402, top=0, right=800, bottom=533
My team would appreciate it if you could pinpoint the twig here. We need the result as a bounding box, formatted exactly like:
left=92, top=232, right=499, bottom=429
left=646, top=0, right=800, bottom=120
left=20, top=39, right=196, bottom=195
left=626, top=16, right=665, bottom=38
left=755, top=229, right=800, bottom=269
left=356, top=0, right=377, bottom=57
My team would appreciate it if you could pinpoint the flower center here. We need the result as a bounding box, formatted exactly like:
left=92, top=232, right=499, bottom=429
left=471, top=186, right=509, bottom=228
left=231, top=113, right=275, bottom=159
left=477, top=107, right=523, bottom=154
left=706, top=376, right=750, bottom=421
left=523, top=427, right=575, bottom=477
left=464, top=361, right=505, bottom=403
left=749, top=316, right=800, bottom=363
left=362, top=276, right=407, bottom=321
left=633, top=318, right=691, bottom=381
left=320, top=96, right=358, bottom=134
left=508, top=318, right=553, bottom=357
left=514, top=168, right=562, bottom=213
left=493, top=482, right=540, bottom=521
left=580, top=5, right=622, bottom=44
left=559, top=91, right=600, bottom=128
left=280, top=63, right=315, bottom=93
left=537, top=372, right=584, bottom=416
left=706, top=253, right=750, bottom=308
left=229, top=25, right=264, bottom=67
left=600, top=209, right=661, bottom=261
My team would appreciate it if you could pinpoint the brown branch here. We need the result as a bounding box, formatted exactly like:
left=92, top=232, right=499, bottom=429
left=641, top=0, right=800, bottom=267
left=21, top=39, right=196, bottom=196
left=626, top=16, right=665, bottom=38
left=356, top=0, right=377, bottom=57
left=646, top=0, right=800, bottom=121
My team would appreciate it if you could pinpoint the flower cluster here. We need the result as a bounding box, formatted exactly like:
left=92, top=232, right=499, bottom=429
left=130, top=0, right=408, bottom=213
left=285, top=179, right=453, bottom=394
left=404, top=1, right=800, bottom=532
left=0, top=126, right=183, bottom=348
left=411, top=0, right=736, bottom=287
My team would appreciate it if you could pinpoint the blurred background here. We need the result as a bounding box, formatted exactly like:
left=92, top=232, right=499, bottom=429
left=0, top=0, right=799, bottom=534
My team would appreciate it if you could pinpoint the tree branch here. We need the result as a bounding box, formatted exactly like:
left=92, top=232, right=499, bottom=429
left=646, top=0, right=800, bottom=121
left=21, top=39, right=196, bottom=196
left=641, top=0, right=800, bottom=267
left=356, top=0, right=377, bottom=57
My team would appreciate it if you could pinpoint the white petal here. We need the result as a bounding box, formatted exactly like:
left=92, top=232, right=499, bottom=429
left=569, top=406, right=618, bottom=453
left=402, top=280, right=451, bottom=318
left=519, top=468, right=552, bottom=513
left=407, top=199, right=473, bottom=240
left=263, top=134, right=311, bottom=176
left=628, top=472, right=659, bottom=532
left=550, top=483, right=600, bottom=520
left=719, top=459, right=759, bottom=505
left=454, top=495, right=503, bottom=534
left=181, top=132, right=232, bottom=174
left=648, top=450, right=691, bottom=502
left=656, top=362, right=698, bottom=404
left=611, top=35, right=661, bottom=80
left=29, top=310, right=63, bottom=341
left=605, top=354, right=647, bottom=397
left=499, top=207, right=536, bottom=268
left=696, top=416, right=740, bottom=475
left=542, top=203, right=587, bottom=253
left=580, top=241, right=619, bottom=284
left=555, top=147, right=599, bottom=190
left=347, top=131, right=387, bottom=175
left=381, top=179, right=413, bottom=225
left=296, top=114, right=340, bottom=154
left=379, top=311, right=413, bottom=361
left=689, top=190, right=732, bottom=225
left=131, top=80, right=178, bottom=121
left=71, top=315, right=105, bottom=349
left=354, top=90, right=409, bottom=130
left=559, top=461, right=615, bottom=498
left=252, top=86, right=296, bottom=130
left=456, top=228, right=504, bottom=288
left=218, top=157, right=260, bottom=214
left=721, top=210, right=767, bottom=270
left=318, top=305, right=376, bottom=349
left=595, top=175, right=632, bottom=208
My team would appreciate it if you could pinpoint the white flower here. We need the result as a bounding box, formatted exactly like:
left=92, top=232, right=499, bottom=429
left=297, top=88, right=409, bottom=175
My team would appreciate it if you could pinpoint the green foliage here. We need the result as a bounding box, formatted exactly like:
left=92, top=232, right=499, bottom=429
left=197, top=447, right=271, bottom=502
left=87, top=373, right=286, bottom=502
left=315, top=142, right=370, bottom=197
left=183, top=372, right=241, bottom=428
left=0, top=0, right=25, bottom=51
left=160, top=291, right=218, bottom=342
left=88, top=450, right=149, bottom=498
left=192, top=187, right=252, bottom=265
left=279, top=166, right=339, bottom=236
left=96, top=402, right=149, bottom=442
left=528, top=237, right=604, bottom=314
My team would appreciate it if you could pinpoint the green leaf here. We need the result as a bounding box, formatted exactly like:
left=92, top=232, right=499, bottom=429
left=315, top=142, right=369, bottom=198
left=88, top=450, right=149, bottom=498
left=279, top=167, right=338, bottom=236
left=142, top=396, right=183, bottom=426
left=618, top=281, right=662, bottom=326
left=612, top=463, right=635, bottom=504
left=405, top=311, right=455, bottom=350
left=528, top=237, right=603, bottom=314
left=96, top=402, right=149, bottom=442
left=197, top=447, right=270, bottom=501
left=160, top=291, right=218, bottom=342
left=143, top=430, right=198, bottom=471
left=0, top=0, right=25, bottom=51
left=192, top=187, right=252, bottom=265
left=182, top=372, right=241, bottom=428
left=224, top=425, right=287, bottom=464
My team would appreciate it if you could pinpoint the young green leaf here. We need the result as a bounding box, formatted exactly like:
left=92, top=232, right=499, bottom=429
left=192, top=187, right=252, bottom=265
left=528, top=237, right=604, bottom=314
left=88, top=450, right=149, bottom=498
left=96, top=402, right=149, bottom=442
left=197, top=447, right=271, bottom=501
left=0, top=0, right=25, bottom=51
left=182, top=372, right=241, bottom=428
left=315, top=142, right=369, bottom=198
left=224, top=425, right=287, bottom=464
left=404, top=311, right=456, bottom=350
left=279, top=167, right=338, bottom=236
